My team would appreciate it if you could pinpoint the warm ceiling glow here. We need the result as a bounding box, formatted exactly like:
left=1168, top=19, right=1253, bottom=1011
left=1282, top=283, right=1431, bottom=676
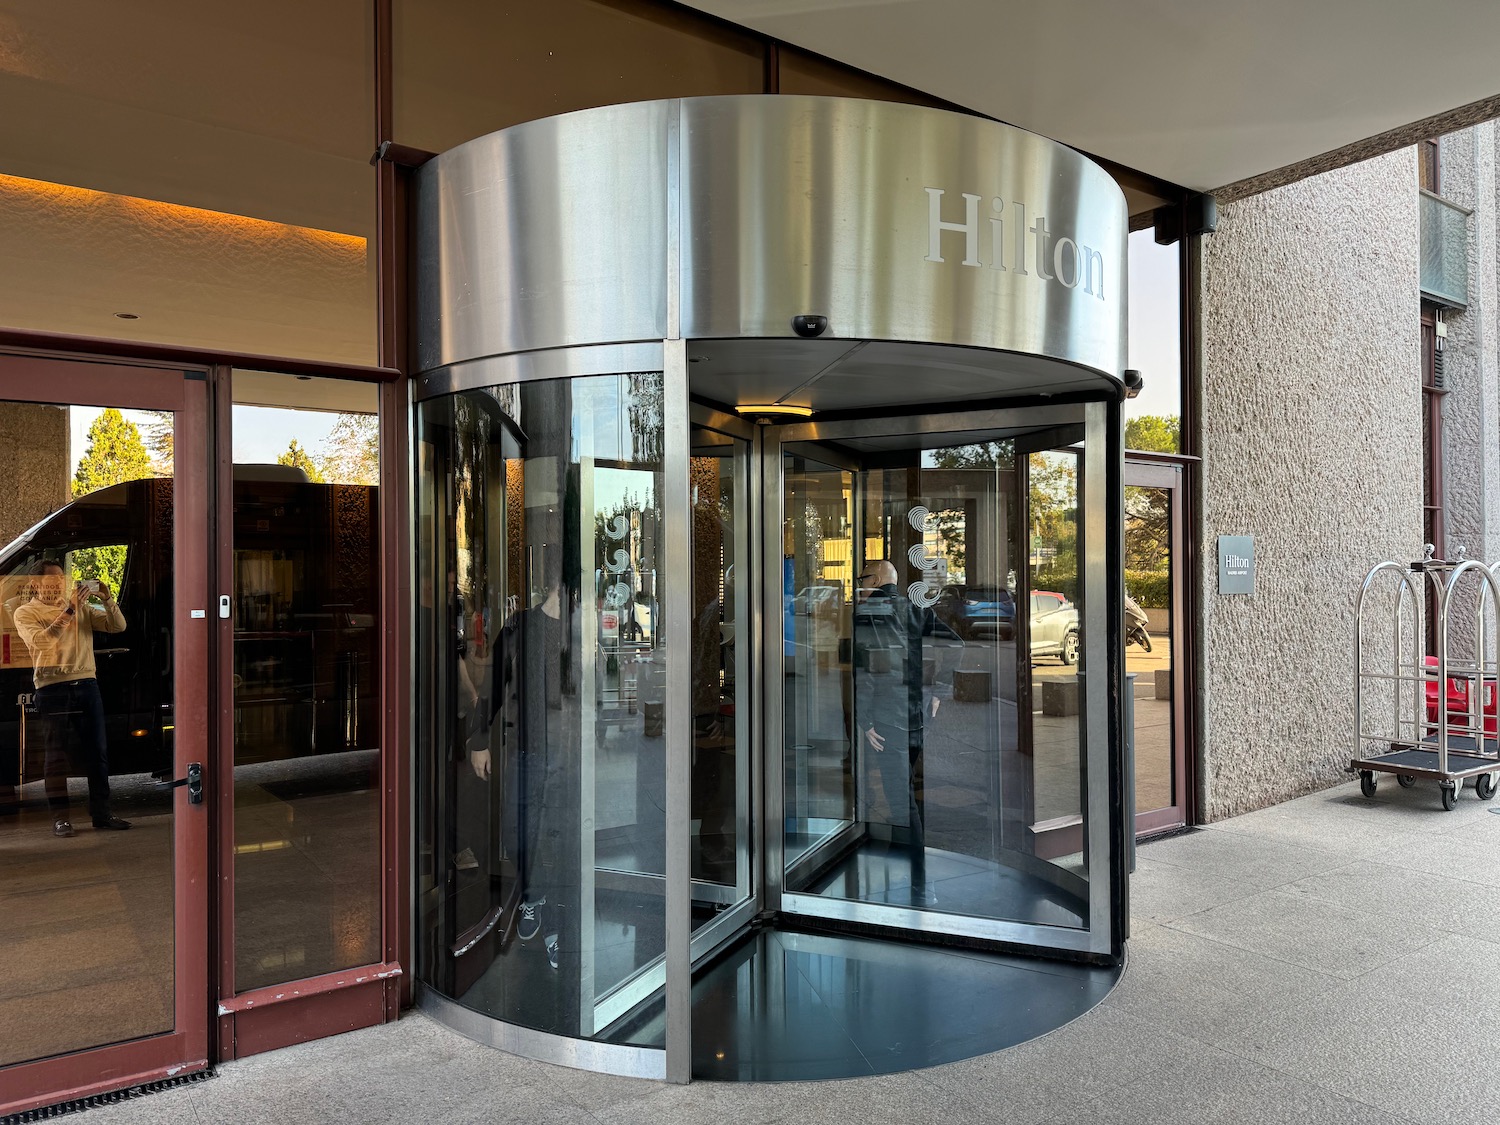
left=735, top=403, right=814, bottom=418
left=0, top=172, right=367, bottom=264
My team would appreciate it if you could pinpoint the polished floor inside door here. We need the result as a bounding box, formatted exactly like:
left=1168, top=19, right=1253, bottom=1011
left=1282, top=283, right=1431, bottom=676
left=611, top=925, right=1120, bottom=1080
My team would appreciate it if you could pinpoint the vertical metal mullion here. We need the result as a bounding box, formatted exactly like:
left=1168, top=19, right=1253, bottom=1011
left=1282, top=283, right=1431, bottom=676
left=577, top=454, right=597, bottom=1039
left=1082, top=400, right=1116, bottom=956
left=663, top=341, right=693, bottom=1084
left=735, top=433, right=754, bottom=905
left=762, top=432, right=785, bottom=911
left=661, top=96, right=693, bottom=1087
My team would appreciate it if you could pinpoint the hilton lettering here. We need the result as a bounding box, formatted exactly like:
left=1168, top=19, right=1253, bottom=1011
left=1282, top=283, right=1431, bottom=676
left=923, top=187, right=1106, bottom=301
left=1226, top=554, right=1250, bottom=571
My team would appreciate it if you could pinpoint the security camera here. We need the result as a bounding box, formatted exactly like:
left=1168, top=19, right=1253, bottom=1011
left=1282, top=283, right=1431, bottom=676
left=1122, top=369, right=1144, bottom=399
left=790, top=315, right=829, bottom=338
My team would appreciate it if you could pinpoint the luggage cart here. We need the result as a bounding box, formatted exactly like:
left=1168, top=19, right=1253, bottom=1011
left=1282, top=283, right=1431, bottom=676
left=1353, top=547, right=1500, bottom=811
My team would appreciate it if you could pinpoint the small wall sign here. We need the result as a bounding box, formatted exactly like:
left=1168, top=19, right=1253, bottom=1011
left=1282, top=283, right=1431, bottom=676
left=1218, top=535, right=1255, bottom=595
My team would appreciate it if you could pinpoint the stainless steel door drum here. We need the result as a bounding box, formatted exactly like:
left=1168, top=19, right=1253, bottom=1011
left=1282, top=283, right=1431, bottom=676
left=412, top=95, right=1130, bottom=1081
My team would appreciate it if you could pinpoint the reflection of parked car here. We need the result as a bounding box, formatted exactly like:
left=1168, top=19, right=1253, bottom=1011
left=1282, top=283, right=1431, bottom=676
left=791, top=585, right=840, bottom=615
left=934, top=585, right=1016, bottom=639
left=0, top=467, right=380, bottom=781
left=1030, top=591, right=1080, bottom=665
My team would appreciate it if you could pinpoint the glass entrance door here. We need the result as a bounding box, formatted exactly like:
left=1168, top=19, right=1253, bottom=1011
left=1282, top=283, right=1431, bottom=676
left=1124, top=460, right=1188, bottom=835
left=0, top=355, right=211, bottom=1113
left=765, top=405, right=1117, bottom=957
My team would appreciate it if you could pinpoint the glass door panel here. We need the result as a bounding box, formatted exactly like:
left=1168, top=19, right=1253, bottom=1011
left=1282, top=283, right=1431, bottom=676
left=779, top=449, right=856, bottom=885
left=688, top=424, right=752, bottom=935
left=227, top=372, right=383, bottom=993
left=0, top=358, right=208, bottom=1110
left=775, top=408, right=1110, bottom=953
left=1025, top=448, right=1086, bottom=862
left=1124, top=462, right=1186, bottom=834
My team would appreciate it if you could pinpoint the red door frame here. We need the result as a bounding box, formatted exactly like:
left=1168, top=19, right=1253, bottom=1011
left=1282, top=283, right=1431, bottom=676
left=0, top=354, right=212, bottom=1116
left=209, top=364, right=408, bottom=1061
left=0, top=344, right=410, bottom=1105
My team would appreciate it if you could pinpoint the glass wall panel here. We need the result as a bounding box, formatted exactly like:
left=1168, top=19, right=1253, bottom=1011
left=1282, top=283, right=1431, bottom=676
left=418, top=372, right=668, bottom=1042
left=395, top=0, right=764, bottom=156
left=1028, top=449, right=1085, bottom=847
left=1125, top=482, right=1174, bottom=818
left=782, top=418, right=1093, bottom=931
left=689, top=428, right=751, bottom=920
left=0, top=395, right=175, bottom=1064
left=230, top=372, right=382, bottom=992
left=1125, top=228, right=1182, bottom=452
left=0, top=1, right=376, bottom=363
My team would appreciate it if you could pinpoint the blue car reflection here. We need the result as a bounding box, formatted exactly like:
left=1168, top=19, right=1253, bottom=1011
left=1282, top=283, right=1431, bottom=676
left=934, top=585, right=1016, bottom=640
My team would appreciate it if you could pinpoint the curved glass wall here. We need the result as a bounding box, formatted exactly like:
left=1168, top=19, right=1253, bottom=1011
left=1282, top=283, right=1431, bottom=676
left=416, top=372, right=669, bottom=1042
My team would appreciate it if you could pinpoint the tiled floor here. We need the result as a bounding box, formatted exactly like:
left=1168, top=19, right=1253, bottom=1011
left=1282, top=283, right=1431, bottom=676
left=59, top=777, right=1500, bottom=1124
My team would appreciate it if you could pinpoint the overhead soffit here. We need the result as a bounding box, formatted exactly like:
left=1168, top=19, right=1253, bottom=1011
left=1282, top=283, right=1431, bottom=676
left=684, top=0, right=1500, bottom=194
left=686, top=339, right=1105, bottom=415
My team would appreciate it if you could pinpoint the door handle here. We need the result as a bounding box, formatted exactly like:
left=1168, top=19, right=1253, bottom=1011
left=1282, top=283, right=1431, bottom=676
left=157, top=762, right=204, bottom=805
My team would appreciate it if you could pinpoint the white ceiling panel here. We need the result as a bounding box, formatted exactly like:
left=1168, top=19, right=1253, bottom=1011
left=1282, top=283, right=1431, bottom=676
left=685, top=0, right=1500, bottom=192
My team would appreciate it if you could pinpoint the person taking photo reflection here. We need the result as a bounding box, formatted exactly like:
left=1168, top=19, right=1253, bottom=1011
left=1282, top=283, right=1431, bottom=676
left=12, top=561, right=130, bottom=837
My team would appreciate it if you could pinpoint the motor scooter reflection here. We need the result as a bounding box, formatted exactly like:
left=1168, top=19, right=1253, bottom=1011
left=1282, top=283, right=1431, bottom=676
left=1125, top=592, right=1153, bottom=652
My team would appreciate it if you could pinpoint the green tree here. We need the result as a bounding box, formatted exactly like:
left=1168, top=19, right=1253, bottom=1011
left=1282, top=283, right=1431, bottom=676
left=1124, top=414, right=1180, bottom=454
left=277, top=438, right=326, bottom=482
left=1122, top=416, right=1178, bottom=599
left=70, top=409, right=154, bottom=592
left=139, top=409, right=174, bottom=475
left=73, top=409, right=152, bottom=498
left=322, top=413, right=379, bottom=485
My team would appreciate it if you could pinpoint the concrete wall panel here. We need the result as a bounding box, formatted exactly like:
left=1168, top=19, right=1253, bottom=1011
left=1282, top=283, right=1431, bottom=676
left=0, top=402, right=69, bottom=548
left=1198, top=149, right=1423, bottom=820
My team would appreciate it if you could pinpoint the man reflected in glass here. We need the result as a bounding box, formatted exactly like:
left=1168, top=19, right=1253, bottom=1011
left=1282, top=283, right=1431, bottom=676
left=851, top=558, right=936, bottom=906
left=12, top=561, right=131, bottom=837
left=471, top=565, right=580, bottom=1027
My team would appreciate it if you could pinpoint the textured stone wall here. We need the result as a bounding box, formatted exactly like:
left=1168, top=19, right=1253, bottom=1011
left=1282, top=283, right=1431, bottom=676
left=1198, top=149, right=1424, bottom=820
left=0, top=403, right=70, bottom=547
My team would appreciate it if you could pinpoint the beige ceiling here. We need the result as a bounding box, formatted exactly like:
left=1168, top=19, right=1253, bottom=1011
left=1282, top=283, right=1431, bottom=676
left=684, top=0, right=1500, bottom=192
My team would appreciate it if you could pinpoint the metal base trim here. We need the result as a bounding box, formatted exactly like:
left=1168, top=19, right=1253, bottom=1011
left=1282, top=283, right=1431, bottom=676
left=416, top=986, right=666, bottom=1080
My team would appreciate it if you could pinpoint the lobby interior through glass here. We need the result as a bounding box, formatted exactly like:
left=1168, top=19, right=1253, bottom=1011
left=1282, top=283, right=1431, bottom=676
left=415, top=337, right=1122, bottom=1072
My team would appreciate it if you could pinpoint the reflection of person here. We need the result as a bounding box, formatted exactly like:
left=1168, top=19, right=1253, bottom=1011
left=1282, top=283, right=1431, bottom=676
left=479, top=578, right=576, bottom=989
left=851, top=558, right=936, bottom=903
left=447, top=568, right=488, bottom=874
left=691, top=565, right=736, bottom=882
left=12, top=562, right=130, bottom=837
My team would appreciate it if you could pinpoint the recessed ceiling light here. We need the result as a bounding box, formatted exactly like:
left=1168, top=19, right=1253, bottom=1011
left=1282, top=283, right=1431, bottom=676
left=114, top=312, right=139, bottom=320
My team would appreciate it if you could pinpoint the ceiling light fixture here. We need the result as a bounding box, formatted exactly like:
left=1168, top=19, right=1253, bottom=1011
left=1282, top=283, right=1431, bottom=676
left=734, top=403, right=813, bottom=420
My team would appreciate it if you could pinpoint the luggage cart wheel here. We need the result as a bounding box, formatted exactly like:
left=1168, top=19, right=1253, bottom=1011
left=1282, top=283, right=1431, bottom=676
left=1476, top=772, right=1498, bottom=801
left=1359, top=771, right=1377, bottom=798
left=1396, top=774, right=1417, bottom=788
left=1440, top=780, right=1459, bottom=811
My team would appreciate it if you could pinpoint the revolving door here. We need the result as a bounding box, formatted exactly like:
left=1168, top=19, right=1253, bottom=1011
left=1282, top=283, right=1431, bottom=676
left=412, top=94, right=1129, bottom=1079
